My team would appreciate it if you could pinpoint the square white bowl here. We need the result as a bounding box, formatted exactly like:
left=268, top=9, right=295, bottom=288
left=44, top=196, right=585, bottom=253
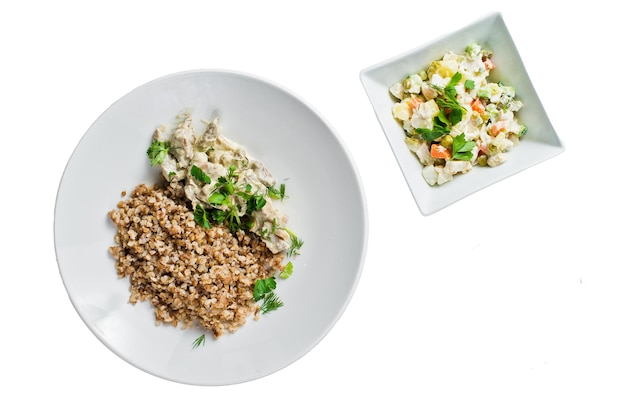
left=360, top=12, right=564, bottom=216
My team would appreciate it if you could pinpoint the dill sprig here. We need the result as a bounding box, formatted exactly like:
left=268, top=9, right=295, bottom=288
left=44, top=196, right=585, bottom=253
left=260, top=292, right=284, bottom=314
left=285, top=228, right=303, bottom=257
left=192, top=334, right=206, bottom=349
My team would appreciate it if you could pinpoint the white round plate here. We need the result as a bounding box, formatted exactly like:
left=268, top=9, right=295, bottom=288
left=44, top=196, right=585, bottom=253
left=54, top=70, right=368, bottom=385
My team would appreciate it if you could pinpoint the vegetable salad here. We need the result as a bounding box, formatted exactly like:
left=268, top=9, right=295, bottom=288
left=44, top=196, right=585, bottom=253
left=390, top=43, right=526, bottom=186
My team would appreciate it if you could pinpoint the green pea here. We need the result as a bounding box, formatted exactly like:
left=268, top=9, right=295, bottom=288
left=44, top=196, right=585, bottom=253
left=440, top=135, right=453, bottom=149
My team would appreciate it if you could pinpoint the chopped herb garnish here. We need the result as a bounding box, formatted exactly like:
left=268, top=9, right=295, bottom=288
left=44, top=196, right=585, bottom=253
left=451, top=133, right=475, bottom=161
left=267, top=183, right=286, bottom=200
left=279, top=261, right=293, bottom=279
left=193, top=204, right=211, bottom=229
left=253, top=277, right=277, bottom=301
left=433, top=72, right=466, bottom=124
left=225, top=206, right=241, bottom=231
left=259, top=292, right=283, bottom=314
left=415, top=73, right=468, bottom=142
left=415, top=122, right=449, bottom=142
left=147, top=140, right=170, bottom=166
left=199, top=165, right=273, bottom=233
left=190, top=165, right=211, bottom=184
left=245, top=192, right=266, bottom=214
left=285, top=228, right=303, bottom=257
left=211, top=209, right=227, bottom=223
left=192, top=334, right=206, bottom=348
left=214, top=166, right=238, bottom=195
left=208, top=192, right=227, bottom=205
left=464, top=79, right=475, bottom=90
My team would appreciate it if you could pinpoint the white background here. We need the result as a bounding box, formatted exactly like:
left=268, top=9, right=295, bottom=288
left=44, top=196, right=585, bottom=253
left=2, top=1, right=624, bottom=416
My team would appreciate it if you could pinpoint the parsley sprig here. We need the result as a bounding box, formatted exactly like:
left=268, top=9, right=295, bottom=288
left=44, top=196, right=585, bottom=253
left=193, top=204, right=211, bottom=229
left=436, top=72, right=466, bottom=124
left=415, top=72, right=466, bottom=142
left=253, top=276, right=277, bottom=301
left=147, top=140, right=171, bottom=166
left=451, top=133, right=475, bottom=161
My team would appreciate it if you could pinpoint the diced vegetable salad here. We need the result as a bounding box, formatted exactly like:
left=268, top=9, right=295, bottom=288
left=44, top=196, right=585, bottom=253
left=390, top=43, right=526, bottom=186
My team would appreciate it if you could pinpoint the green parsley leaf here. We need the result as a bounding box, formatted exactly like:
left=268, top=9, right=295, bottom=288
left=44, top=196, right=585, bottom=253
left=147, top=140, right=170, bottom=166
left=245, top=193, right=266, bottom=215
left=224, top=182, right=235, bottom=195
left=451, top=133, right=476, bottom=161
left=253, top=277, right=277, bottom=301
left=215, top=168, right=237, bottom=195
left=450, top=71, right=462, bottom=85
left=193, top=204, right=211, bottom=229
left=211, top=209, right=227, bottom=223
left=279, top=261, right=293, bottom=279
left=464, top=79, right=475, bottom=90
left=444, top=72, right=462, bottom=97
left=415, top=128, right=444, bottom=142
left=208, top=192, right=227, bottom=205
left=436, top=111, right=451, bottom=128
left=448, top=108, right=464, bottom=126
left=415, top=120, right=450, bottom=141
left=190, top=165, right=211, bottom=184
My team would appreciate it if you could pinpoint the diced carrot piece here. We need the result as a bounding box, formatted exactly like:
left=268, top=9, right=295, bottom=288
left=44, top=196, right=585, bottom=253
left=471, top=98, right=485, bottom=114
left=409, top=96, right=423, bottom=109
left=490, top=121, right=506, bottom=136
left=430, top=144, right=451, bottom=159
left=483, top=58, right=494, bottom=71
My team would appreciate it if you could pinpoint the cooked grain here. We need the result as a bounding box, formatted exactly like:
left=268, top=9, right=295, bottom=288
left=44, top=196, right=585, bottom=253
left=108, top=183, right=284, bottom=339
